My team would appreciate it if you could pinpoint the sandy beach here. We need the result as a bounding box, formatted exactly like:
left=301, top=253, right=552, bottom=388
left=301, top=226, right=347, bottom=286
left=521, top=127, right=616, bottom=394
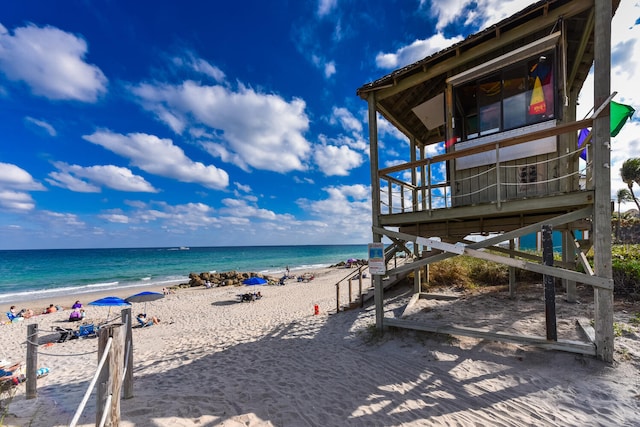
left=1, top=266, right=639, bottom=426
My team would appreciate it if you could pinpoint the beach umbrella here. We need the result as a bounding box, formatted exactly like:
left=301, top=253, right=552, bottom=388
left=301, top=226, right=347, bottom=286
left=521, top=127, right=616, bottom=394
left=125, top=291, right=164, bottom=313
left=242, top=277, right=267, bottom=286
left=88, top=296, right=131, bottom=319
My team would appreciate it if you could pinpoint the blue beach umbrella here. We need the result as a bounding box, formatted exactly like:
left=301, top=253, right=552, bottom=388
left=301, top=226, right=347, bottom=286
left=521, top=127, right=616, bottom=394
left=242, top=277, right=267, bottom=286
left=88, top=296, right=131, bottom=319
left=125, top=291, right=164, bottom=313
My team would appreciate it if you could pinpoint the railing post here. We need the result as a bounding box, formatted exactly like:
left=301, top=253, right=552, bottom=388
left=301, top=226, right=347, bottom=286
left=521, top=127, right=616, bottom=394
left=386, top=178, right=392, bottom=214
left=336, top=283, right=340, bottom=313
left=427, top=158, right=432, bottom=213
left=26, top=324, right=38, bottom=399
left=348, top=278, right=353, bottom=305
left=96, top=324, right=125, bottom=426
left=495, top=142, right=502, bottom=209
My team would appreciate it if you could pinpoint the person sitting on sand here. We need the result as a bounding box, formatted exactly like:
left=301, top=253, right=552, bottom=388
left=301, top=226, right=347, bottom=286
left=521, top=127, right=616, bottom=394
left=137, top=313, right=160, bottom=326
left=72, top=300, right=82, bottom=309
left=69, top=308, right=82, bottom=322
left=7, top=306, right=23, bottom=322
left=43, top=304, right=57, bottom=314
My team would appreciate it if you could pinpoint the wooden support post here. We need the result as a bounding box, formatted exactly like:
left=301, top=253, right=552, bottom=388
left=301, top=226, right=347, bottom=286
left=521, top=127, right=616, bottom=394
left=336, top=283, right=340, bottom=313
left=122, top=308, right=134, bottom=400
left=348, top=278, right=353, bottom=305
left=542, top=225, right=557, bottom=341
left=509, top=239, right=516, bottom=299
left=367, top=91, right=384, bottom=331
left=563, top=230, right=577, bottom=303
left=26, top=324, right=38, bottom=400
left=96, top=324, right=125, bottom=427
left=593, top=0, right=614, bottom=362
left=358, top=270, right=363, bottom=308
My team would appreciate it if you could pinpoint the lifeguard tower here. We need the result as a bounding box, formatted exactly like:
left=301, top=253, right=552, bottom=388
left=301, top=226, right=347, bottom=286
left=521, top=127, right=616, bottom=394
left=357, top=0, right=619, bottom=361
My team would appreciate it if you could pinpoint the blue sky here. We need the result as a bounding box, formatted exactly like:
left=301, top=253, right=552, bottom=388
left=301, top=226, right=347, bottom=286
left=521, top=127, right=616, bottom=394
left=1, top=0, right=638, bottom=250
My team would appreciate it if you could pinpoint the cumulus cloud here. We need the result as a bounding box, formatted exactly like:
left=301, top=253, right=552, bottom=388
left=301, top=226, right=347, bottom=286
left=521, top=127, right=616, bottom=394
left=0, top=23, right=107, bottom=101
left=297, top=184, right=371, bottom=236
left=130, top=80, right=312, bottom=173
left=376, top=33, right=463, bottom=69
left=47, top=162, right=158, bottom=193
left=0, top=163, right=44, bottom=211
left=219, top=198, right=278, bottom=220
left=330, top=107, right=362, bottom=135
left=426, top=0, right=538, bottom=32
left=83, top=130, right=229, bottom=190
left=0, top=190, right=36, bottom=211
left=314, top=144, right=363, bottom=176
left=0, top=162, right=46, bottom=191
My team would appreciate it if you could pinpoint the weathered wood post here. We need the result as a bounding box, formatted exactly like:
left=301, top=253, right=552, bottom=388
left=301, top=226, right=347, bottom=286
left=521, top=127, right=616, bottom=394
left=96, top=323, right=125, bottom=426
left=542, top=225, right=557, bottom=341
left=348, top=277, right=353, bottom=305
left=335, top=283, right=340, bottom=313
left=358, top=268, right=363, bottom=308
left=26, top=324, right=38, bottom=399
left=122, top=308, right=134, bottom=399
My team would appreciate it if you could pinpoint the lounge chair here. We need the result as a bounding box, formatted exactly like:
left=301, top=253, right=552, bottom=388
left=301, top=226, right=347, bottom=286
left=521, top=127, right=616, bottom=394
left=55, top=323, right=97, bottom=342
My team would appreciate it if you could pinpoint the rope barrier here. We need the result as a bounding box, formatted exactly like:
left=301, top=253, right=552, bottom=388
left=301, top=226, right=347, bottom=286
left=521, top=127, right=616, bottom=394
left=69, top=336, right=113, bottom=427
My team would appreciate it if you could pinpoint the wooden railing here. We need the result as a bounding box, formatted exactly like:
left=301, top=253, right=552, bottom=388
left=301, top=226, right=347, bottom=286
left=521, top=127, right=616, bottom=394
left=378, top=117, right=593, bottom=215
left=334, top=265, right=368, bottom=313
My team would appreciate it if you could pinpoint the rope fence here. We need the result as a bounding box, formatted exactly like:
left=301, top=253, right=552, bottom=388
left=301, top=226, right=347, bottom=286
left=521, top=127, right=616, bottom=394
left=12, top=308, right=135, bottom=426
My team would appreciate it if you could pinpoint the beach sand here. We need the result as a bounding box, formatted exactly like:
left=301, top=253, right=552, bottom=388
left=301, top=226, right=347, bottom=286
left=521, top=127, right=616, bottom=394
left=1, top=267, right=639, bottom=426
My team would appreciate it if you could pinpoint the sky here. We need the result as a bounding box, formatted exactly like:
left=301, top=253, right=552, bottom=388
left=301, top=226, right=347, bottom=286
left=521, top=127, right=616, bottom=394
left=0, top=0, right=638, bottom=250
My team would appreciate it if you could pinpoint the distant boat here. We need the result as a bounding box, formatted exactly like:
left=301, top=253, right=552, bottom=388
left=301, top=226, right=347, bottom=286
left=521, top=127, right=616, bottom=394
left=179, top=246, right=190, bottom=250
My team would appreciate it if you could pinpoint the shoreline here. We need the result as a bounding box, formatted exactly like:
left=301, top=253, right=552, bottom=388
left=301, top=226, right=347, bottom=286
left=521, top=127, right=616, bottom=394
left=1, top=267, right=335, bottom=317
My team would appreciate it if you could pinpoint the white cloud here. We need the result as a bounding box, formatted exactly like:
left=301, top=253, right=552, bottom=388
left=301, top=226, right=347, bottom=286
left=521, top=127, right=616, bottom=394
left=0, top=162, right=46, bottom=191
left=0, top=23, right=107, bottom=101
left=317, top=0, right=338, bottom=17
left=98, top=212, right=129, bottom=224
left=297, top=184, right=371, bottom=238
left=24, top=116, right=57, bottom=136
left=47, top=162, right=158, bottom=193
left=131, top=80, right=312, bottom=173
left=0, top=190, right=35, bottom=211
left=324, top=61, right=336, bottom=78
left=330, top=106, right=362, bottom=135
left=83, top=130, right=229, bottom=190
left=314, top=144, right=363, bottom=176
left=46, top=171, right=101, bottom=193
left=427, top=0, right=539, bottom=32
left=219, top=198, right=278, bottom=220
left=376, top=33, right=463, bottom=69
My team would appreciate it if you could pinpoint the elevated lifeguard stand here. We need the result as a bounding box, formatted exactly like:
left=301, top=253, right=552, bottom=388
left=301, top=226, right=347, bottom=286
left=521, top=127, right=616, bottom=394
left=357, top=0, right=618, bottom=361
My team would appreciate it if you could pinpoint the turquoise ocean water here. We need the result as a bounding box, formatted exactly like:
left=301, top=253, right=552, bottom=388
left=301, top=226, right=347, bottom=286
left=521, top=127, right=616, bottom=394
left=0, top=245, right=368, bottom=305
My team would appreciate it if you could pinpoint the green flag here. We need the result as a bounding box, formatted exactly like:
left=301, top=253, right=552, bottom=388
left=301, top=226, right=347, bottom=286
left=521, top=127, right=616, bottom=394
left=610, top=101, right=635, bottom=137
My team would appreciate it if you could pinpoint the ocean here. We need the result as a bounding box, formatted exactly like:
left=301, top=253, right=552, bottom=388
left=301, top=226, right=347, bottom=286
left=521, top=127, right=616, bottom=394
left=0, top=245, right=368, bottom=305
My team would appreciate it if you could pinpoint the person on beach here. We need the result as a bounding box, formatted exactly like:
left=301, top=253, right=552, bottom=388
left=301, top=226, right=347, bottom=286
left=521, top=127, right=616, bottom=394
left=137, top=313, right=160, bottom=326
left=43, top=304, right=57, bottom=314
left=69, top=308, right=82, bottom=322
left=7, top=306, right=22, bottom=322
left=72, top=300, right=82, bottom=309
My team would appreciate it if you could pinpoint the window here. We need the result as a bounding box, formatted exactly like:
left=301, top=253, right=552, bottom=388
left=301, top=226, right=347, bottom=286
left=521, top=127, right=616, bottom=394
left=453, top=51, right=555, bottom=142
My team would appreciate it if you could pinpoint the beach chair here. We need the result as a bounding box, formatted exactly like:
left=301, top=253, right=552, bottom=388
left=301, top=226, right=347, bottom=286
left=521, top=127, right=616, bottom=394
left=77, top=324, right=97, bottom=338
left=54, top=323, right=97, bottom=342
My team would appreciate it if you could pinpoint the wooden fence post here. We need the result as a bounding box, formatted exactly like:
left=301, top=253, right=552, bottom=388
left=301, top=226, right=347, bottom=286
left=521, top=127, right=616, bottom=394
left=26, top=324, right=38, bottom=399
left=96, top=324, right=125, bottom=426
left=336, top=283, right=340, bottom=313
left=122, top=308, right=134, bottom=399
